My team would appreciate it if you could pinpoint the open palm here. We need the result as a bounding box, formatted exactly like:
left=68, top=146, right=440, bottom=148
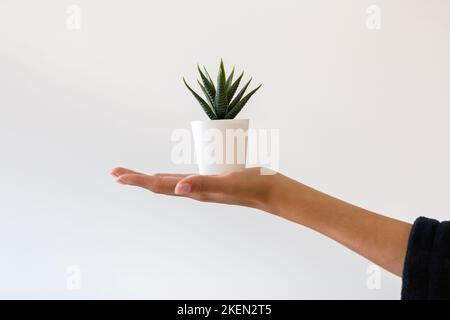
left=111, top=166, right=283, bottom=211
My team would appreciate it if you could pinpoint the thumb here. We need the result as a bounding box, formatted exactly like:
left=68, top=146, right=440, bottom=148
left=174, top=174, right=225, bottom=195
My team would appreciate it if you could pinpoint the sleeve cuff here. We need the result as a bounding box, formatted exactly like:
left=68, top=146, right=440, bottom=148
left=401, top=216, right=450, bottom=299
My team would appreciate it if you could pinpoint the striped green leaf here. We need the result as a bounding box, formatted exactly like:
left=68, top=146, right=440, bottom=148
left=183, top=78, right=217, bottom=119
left=197, top=65, right=215, bottom=108
left=225, top=84, right=262, bottom=119
left=226, top=66, right=235, bottom=91
left=197, top=80, right=215, bottom=109
left=203, top=66, right=214, bottom=87
left=184, top=60, right=261, bottom=120
left=214, top=60, right=228, bottom=118
left=226, top=71, right=243, bottom=106
left=228, top=78, right=251, bottom=111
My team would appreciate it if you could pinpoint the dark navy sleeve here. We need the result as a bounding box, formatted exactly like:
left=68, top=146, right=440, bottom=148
left=401, top=217, right=450, bottom=300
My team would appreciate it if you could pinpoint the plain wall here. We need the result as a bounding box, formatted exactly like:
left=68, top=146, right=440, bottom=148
left=0, top=0, right=449, bottom=299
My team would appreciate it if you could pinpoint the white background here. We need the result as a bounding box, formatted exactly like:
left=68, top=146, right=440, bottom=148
left=0, top=0, right=449, bottom=299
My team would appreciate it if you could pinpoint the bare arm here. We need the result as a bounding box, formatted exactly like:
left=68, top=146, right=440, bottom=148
left=112, top=167, right=412, bottom=276
left=269, top=175, right=412, bottom=276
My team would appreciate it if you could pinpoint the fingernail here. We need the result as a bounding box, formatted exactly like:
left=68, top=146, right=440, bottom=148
left=175, top=183, right=191, bottom=195
left=116, top=177, right=126, bottom=184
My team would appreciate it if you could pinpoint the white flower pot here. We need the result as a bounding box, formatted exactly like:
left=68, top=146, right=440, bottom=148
left=191, top=119, right=249, bottom=175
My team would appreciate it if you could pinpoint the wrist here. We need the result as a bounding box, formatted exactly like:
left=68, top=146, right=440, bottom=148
left=262, top=173, right=310, bottom=224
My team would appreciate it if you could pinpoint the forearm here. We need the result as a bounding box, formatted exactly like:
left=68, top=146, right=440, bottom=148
left=267, top=175, right=412, bottom=276
left=114, top=166, right=413, bottom=276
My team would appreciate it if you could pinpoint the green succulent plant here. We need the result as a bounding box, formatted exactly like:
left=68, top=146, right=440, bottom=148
left=183, top=60, right=262, bottom=120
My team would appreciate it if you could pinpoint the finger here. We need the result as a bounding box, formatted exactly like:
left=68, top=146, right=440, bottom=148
left=174, top=174, right=228, bottom=195
left=111, top=167, right=144, bottom=177
left=153, top=173, right=192, bottom=178
left=117, top=174, right=182, bottom=195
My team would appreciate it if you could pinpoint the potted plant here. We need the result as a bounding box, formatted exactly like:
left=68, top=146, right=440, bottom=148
left=183, top=60, right=262, bottom=175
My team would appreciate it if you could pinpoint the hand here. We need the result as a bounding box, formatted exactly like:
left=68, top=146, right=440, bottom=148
left=111, top=165, right=412, bottom=276
left=111, top=167, right=287, bottom=212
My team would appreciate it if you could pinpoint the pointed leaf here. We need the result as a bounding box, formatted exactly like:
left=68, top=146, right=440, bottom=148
left=197, top=80, right=215, bottom=108
left=228, top=78, right=251, bottom=111
left=225, top=84, right=262, bottom=119
left=197, top=65, right=215, bottom=107
left=226, top=71, right=243, bottom=106
left=226, top=66, right=235, bottom=91
left=214, top=60, right=228, bottom=118
left=203, top=66, right=214, bottom=87
left=183, top=78, right=217, bottom=119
